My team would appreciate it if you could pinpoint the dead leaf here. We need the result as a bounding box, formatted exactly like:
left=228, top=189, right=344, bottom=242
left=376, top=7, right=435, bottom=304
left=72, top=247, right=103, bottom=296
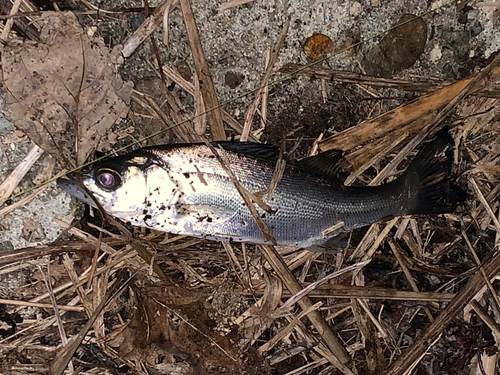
left=117, top=285, right=268, bottom=374
left=1, top=11, right=133, bottom=166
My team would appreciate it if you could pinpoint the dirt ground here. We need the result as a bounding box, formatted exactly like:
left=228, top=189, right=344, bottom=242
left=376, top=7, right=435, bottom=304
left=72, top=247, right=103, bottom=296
left=0, top=0, right=500, bottom=374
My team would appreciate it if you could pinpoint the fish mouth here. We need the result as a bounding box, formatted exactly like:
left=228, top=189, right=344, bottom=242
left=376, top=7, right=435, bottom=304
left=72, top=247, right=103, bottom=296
left=57, top=173, right=98, bottom=208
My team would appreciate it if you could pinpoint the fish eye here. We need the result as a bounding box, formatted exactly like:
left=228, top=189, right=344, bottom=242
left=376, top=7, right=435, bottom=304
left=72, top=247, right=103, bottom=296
left=95, top=168, right=122, bottom=191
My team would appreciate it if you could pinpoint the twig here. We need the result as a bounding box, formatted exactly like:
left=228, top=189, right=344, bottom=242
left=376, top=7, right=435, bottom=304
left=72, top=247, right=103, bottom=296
left=259, top=301, right=323, bottom=354
left=282, top=260, right=370, bottom=308
left=122, top=0, right=178, bottom=58
left=241, top=19, right=289, bottom=141
left=384, top=250, right=500, bottom=375
left=180, top=0, right=226, bottom=140
left=0, top=144, right=44, bottom=202
left=219, top=0, right=255, bottom=11
left=388, top=239, right=434, bottom=322
left=39, top=264, right=74, bottom=374
left=0, top=298, right=84, bottom=312
left=49, top=271, right=133, bottom=375
left=0, top=0, right=23, bottom=39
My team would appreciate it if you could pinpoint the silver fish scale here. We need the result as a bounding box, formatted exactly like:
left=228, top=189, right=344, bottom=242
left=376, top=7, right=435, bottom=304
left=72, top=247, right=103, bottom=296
left=147, top=145, right=403, bottom=248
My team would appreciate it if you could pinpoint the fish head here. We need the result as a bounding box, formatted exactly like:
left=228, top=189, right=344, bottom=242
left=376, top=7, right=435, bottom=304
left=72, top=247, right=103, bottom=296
left=57, top=153, right=162, bottom=222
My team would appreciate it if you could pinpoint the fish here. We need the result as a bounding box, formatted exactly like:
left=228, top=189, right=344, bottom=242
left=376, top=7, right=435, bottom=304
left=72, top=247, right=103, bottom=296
left=57, top=132, right=465, bottom=251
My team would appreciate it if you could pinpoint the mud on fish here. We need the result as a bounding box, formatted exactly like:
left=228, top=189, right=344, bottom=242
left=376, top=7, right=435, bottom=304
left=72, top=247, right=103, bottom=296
left=57, top=132, right=465, bottom=251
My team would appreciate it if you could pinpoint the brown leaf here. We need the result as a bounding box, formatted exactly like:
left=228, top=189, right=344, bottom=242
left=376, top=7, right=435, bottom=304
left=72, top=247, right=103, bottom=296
left=117, top=286, right=268, bottom=374
left=1, top=11, right=133, bottom=166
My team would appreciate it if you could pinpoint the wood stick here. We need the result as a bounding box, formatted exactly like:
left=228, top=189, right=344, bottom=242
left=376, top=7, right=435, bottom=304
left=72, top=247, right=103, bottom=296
left=179, top=0, right=226, bottom=141
left=219, top=0, right=254, bottom=11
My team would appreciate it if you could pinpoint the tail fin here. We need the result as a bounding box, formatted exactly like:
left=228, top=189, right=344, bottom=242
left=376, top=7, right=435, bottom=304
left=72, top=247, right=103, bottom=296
left=400, top=129, right=466, bottom=215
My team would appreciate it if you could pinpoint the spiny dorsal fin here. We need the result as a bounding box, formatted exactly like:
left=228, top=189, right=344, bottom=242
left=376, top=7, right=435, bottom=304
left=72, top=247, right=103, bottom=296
left=212, top=142, right=280, bottom=161
left=296, top=149, right=350, bottom=183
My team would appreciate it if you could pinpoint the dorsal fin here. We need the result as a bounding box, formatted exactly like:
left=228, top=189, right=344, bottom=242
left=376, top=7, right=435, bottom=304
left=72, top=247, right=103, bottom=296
left=212, top=142, right=280, bottom=161
left=295, top=149, right=350, bottom=183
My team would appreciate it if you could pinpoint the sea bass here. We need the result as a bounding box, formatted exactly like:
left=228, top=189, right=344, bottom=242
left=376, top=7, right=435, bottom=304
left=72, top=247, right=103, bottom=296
left=57, top=134, right=465, bottom=250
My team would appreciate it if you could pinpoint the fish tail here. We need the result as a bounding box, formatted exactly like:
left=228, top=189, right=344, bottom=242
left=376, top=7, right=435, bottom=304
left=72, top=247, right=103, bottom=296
left=400, top=129, right=466, bottom=215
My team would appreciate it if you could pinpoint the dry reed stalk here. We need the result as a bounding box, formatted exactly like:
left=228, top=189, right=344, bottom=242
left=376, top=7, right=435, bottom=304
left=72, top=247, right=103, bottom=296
left=162, top=64, right=259, bottom=140
left=121, top=0, right=178, bottom=58
left=274, top=285, right=456, bottom=302
left=462, top=230, right=500, bottom=310
left=39, top=264, right=75, bottom=374
left=62, top=253, right=93, bottom=318
left=180, top=0, right=225, bottom=140
left=388, top=239, right=434, bottom=322
left=385, top=248, right=500, bottom=375
left=318, top=65, right=500, bottom=153
left=281, top=260, right=369, bottom=309
left=345, top=133, right=408, bottom=185
left=241, top=19, right=290, bottom=141
left=218, top=0, right=255, bottom=11
left=0, top=0, right=23, bottom=39
left=0, top=298, right=84, bottom=312
left=0, top=144, right=43, bottom=201
left=0, top=243, right=90, bottom=266
left=49, top=271, right=133, bottom=375
left=54, top=218, right=116, bottom=255
left=259, top=301, right=323, bottom=354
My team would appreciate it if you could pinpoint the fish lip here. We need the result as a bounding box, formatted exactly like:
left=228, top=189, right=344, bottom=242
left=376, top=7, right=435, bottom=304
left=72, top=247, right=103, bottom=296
left=57, top=172, right=98, bottom=208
